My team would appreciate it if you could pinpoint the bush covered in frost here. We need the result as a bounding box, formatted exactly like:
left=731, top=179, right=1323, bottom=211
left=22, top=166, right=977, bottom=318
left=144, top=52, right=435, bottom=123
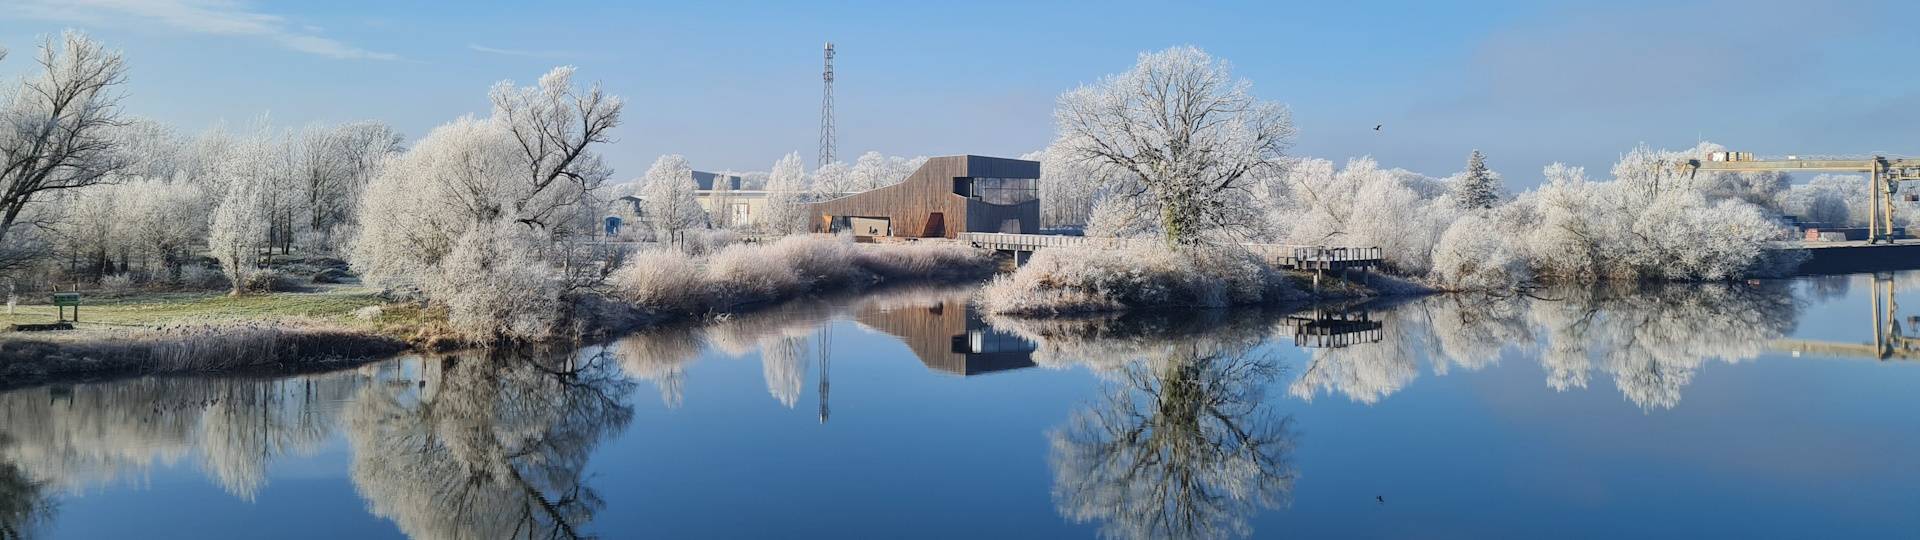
left=610, top=235, right=994, bottom=318
left=1265, top=144, right=1803, bottom=290
left=976, top=244, right=1296, bottom=315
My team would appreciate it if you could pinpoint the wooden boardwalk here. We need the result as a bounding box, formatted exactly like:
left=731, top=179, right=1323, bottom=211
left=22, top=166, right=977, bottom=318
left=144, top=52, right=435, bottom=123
left=958, top=232, right=1384, bottom=271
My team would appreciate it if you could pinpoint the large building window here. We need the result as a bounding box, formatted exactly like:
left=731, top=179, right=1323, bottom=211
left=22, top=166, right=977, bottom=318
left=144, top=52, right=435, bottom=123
left=966, top=177, right=1036, bottom=205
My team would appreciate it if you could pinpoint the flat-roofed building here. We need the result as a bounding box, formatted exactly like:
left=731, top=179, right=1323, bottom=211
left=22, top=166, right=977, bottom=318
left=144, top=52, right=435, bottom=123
left=809, top=155, right=1039, bottom=238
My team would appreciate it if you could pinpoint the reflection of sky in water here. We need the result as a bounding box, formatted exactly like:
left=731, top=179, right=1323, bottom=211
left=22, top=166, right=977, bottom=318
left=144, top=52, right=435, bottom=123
left=5, top=278, right=1920, bottom=539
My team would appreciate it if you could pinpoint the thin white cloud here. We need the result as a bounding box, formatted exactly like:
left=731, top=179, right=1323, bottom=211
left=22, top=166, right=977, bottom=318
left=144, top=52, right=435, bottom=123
left=2, top=0, right=398, bottom=60
left=467, top=43, right=571, bottom=59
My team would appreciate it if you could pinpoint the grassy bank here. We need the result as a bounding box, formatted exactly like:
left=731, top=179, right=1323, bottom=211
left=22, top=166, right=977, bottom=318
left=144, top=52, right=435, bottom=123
left=0, top=285, right=454, bottom=341
left=0, top=285, right=443, bottom=388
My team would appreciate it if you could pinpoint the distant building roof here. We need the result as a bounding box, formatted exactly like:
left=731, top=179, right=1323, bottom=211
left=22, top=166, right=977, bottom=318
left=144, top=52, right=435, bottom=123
left=692, top=170, right=743, bottom=191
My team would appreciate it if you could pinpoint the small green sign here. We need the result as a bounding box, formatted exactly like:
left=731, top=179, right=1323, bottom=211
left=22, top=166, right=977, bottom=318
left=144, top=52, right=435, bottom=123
left=51, top=293, right=79, bottom=307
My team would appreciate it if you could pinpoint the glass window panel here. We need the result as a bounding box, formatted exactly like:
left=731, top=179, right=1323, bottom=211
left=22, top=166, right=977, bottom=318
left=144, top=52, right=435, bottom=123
left=965, top=177, right=1036, bottom=205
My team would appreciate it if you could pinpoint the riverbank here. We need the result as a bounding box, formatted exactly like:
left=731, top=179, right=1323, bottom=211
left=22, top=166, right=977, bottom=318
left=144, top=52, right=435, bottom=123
left=0, top=285, right=436, bottom=389
left=0, top=239, right=1001, bottom=388
left=977, top=244, right=1430, bottom=316
left=0, top=238, right=1419, bottom=390
left=0, top=322, right=410, bottom=391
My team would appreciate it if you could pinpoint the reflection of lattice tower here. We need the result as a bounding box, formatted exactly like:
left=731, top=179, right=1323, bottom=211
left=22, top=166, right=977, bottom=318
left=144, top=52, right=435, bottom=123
left=817, top=325, right=831, bottom=424
left=818, top=42, right=836, bottom=167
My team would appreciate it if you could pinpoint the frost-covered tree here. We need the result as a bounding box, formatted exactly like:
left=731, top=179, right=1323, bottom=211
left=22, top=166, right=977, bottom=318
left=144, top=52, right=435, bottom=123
left=1026, top=144, right=1128, bottom=230
left=1083, top=196, right=1157, bottom=239
left=351, top=66, right=621, bottom=341
left=0, top=31, right=129, bottom=270
left=1451, top=149, right=1501, bottom=210
left=1431, top=211, right=1531, bottom=290
left=640, top=154, right=704, bottom=243
left=291, top=121, right=402, bottom=252
left=842, top=151, right=925, bottom=193
left=208, top=137, right=280, bottom=295
left=810, top=161, right=853, bottom=197
left=1053, top=46, right=1294, bottom=246
left=208, top=187, right=269, bottom=295
left=52, top=178, right=205, bottom=282
left=1780, top=174, right=1866, bottom=226
left=40, top=118, right=223, bottom=285
left=1511, top=152, right=1798, bottom=283
left=1270, top=157, right=1457, bottom=272
left=762, top=152, right=812, bottom=234
left=1608, top=142, right=1784, bottom=205
left=489, top=67, right=621, bottom=232
left=1417, top=142, right=1799, bottom=287
left=849, top=151, right=890, bottom=193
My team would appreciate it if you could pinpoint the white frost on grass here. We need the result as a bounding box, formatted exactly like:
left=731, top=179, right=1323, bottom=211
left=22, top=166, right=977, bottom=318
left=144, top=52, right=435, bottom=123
left=977, top=244, right=1292, bottom=316
left=609, top=235, right=993, bottom=319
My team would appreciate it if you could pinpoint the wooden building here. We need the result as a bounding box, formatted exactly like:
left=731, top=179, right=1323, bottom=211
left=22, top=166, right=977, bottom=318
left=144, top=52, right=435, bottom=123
left=810, top=155, right=1040, bottom=238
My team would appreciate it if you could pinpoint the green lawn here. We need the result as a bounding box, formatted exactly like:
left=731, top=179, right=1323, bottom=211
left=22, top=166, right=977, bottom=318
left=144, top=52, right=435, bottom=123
left=0, top=286, right=388, bottom=329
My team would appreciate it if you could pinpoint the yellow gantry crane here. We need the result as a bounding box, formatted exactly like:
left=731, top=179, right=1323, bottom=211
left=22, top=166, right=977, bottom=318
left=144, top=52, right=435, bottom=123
left=1681, top=152, right=1920, bottom=244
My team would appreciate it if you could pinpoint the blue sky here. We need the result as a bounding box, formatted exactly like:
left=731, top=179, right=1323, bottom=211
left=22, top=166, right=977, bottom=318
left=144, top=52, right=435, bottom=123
left=0, top=0, right=1915, bottom=186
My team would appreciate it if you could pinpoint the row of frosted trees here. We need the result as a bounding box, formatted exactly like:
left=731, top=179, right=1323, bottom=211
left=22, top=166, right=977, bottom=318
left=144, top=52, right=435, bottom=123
left=1, top=31, right=1849, bottom=342
left=618, top=149, right=929, bottom=242
left=0, top=30, right=945, bottom=342
left=1023, top=45, right=1831, bottom=291
left=0, top=32, right=402, bottom=294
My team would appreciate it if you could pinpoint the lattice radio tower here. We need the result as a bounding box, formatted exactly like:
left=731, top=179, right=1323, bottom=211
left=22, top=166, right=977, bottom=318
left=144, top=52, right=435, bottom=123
left=818, top=42, right=837, bottom=167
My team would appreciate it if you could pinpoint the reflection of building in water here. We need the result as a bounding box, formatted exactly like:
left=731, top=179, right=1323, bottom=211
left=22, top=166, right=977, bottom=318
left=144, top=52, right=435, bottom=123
left=1278, top=308, right=1384, bottom=348
left=855, top=295, right=1037, bottom=376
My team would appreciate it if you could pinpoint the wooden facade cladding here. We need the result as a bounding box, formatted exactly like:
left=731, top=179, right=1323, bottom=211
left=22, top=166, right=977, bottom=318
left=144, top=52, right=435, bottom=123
left=809, top=155, right=1040, bottom=238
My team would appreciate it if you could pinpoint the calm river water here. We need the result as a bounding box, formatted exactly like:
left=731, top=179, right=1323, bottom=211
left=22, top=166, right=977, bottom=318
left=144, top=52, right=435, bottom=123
left=3, top=274, right=1919, bottom=539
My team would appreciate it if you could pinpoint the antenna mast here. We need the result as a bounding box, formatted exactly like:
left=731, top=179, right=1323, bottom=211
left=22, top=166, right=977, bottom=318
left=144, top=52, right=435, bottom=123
left=819, top=42, right=837, bottom=167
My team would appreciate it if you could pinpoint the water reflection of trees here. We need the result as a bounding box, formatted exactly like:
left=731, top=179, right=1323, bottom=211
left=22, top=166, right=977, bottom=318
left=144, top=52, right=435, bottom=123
left=1291, top=282, right=1800, bottom=410
left=606, top=285, right=982, bottom=409
left=0, top=371, right=370, bottom=499
left=1002, top=311, right=1298, bottom=540
left=0, top=437, right=54, bottom=540
left=345, top=350, right=634, bottom=539
left=0, top=346, right=639, bottom=538
left=0, top=368, right=376, bottom=536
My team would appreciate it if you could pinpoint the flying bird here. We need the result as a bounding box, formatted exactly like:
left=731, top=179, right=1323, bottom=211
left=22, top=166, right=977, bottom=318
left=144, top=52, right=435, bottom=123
left=1376, top=495, right=1385, bottom=504
left=1373, top=124, right=1382, bottom=131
